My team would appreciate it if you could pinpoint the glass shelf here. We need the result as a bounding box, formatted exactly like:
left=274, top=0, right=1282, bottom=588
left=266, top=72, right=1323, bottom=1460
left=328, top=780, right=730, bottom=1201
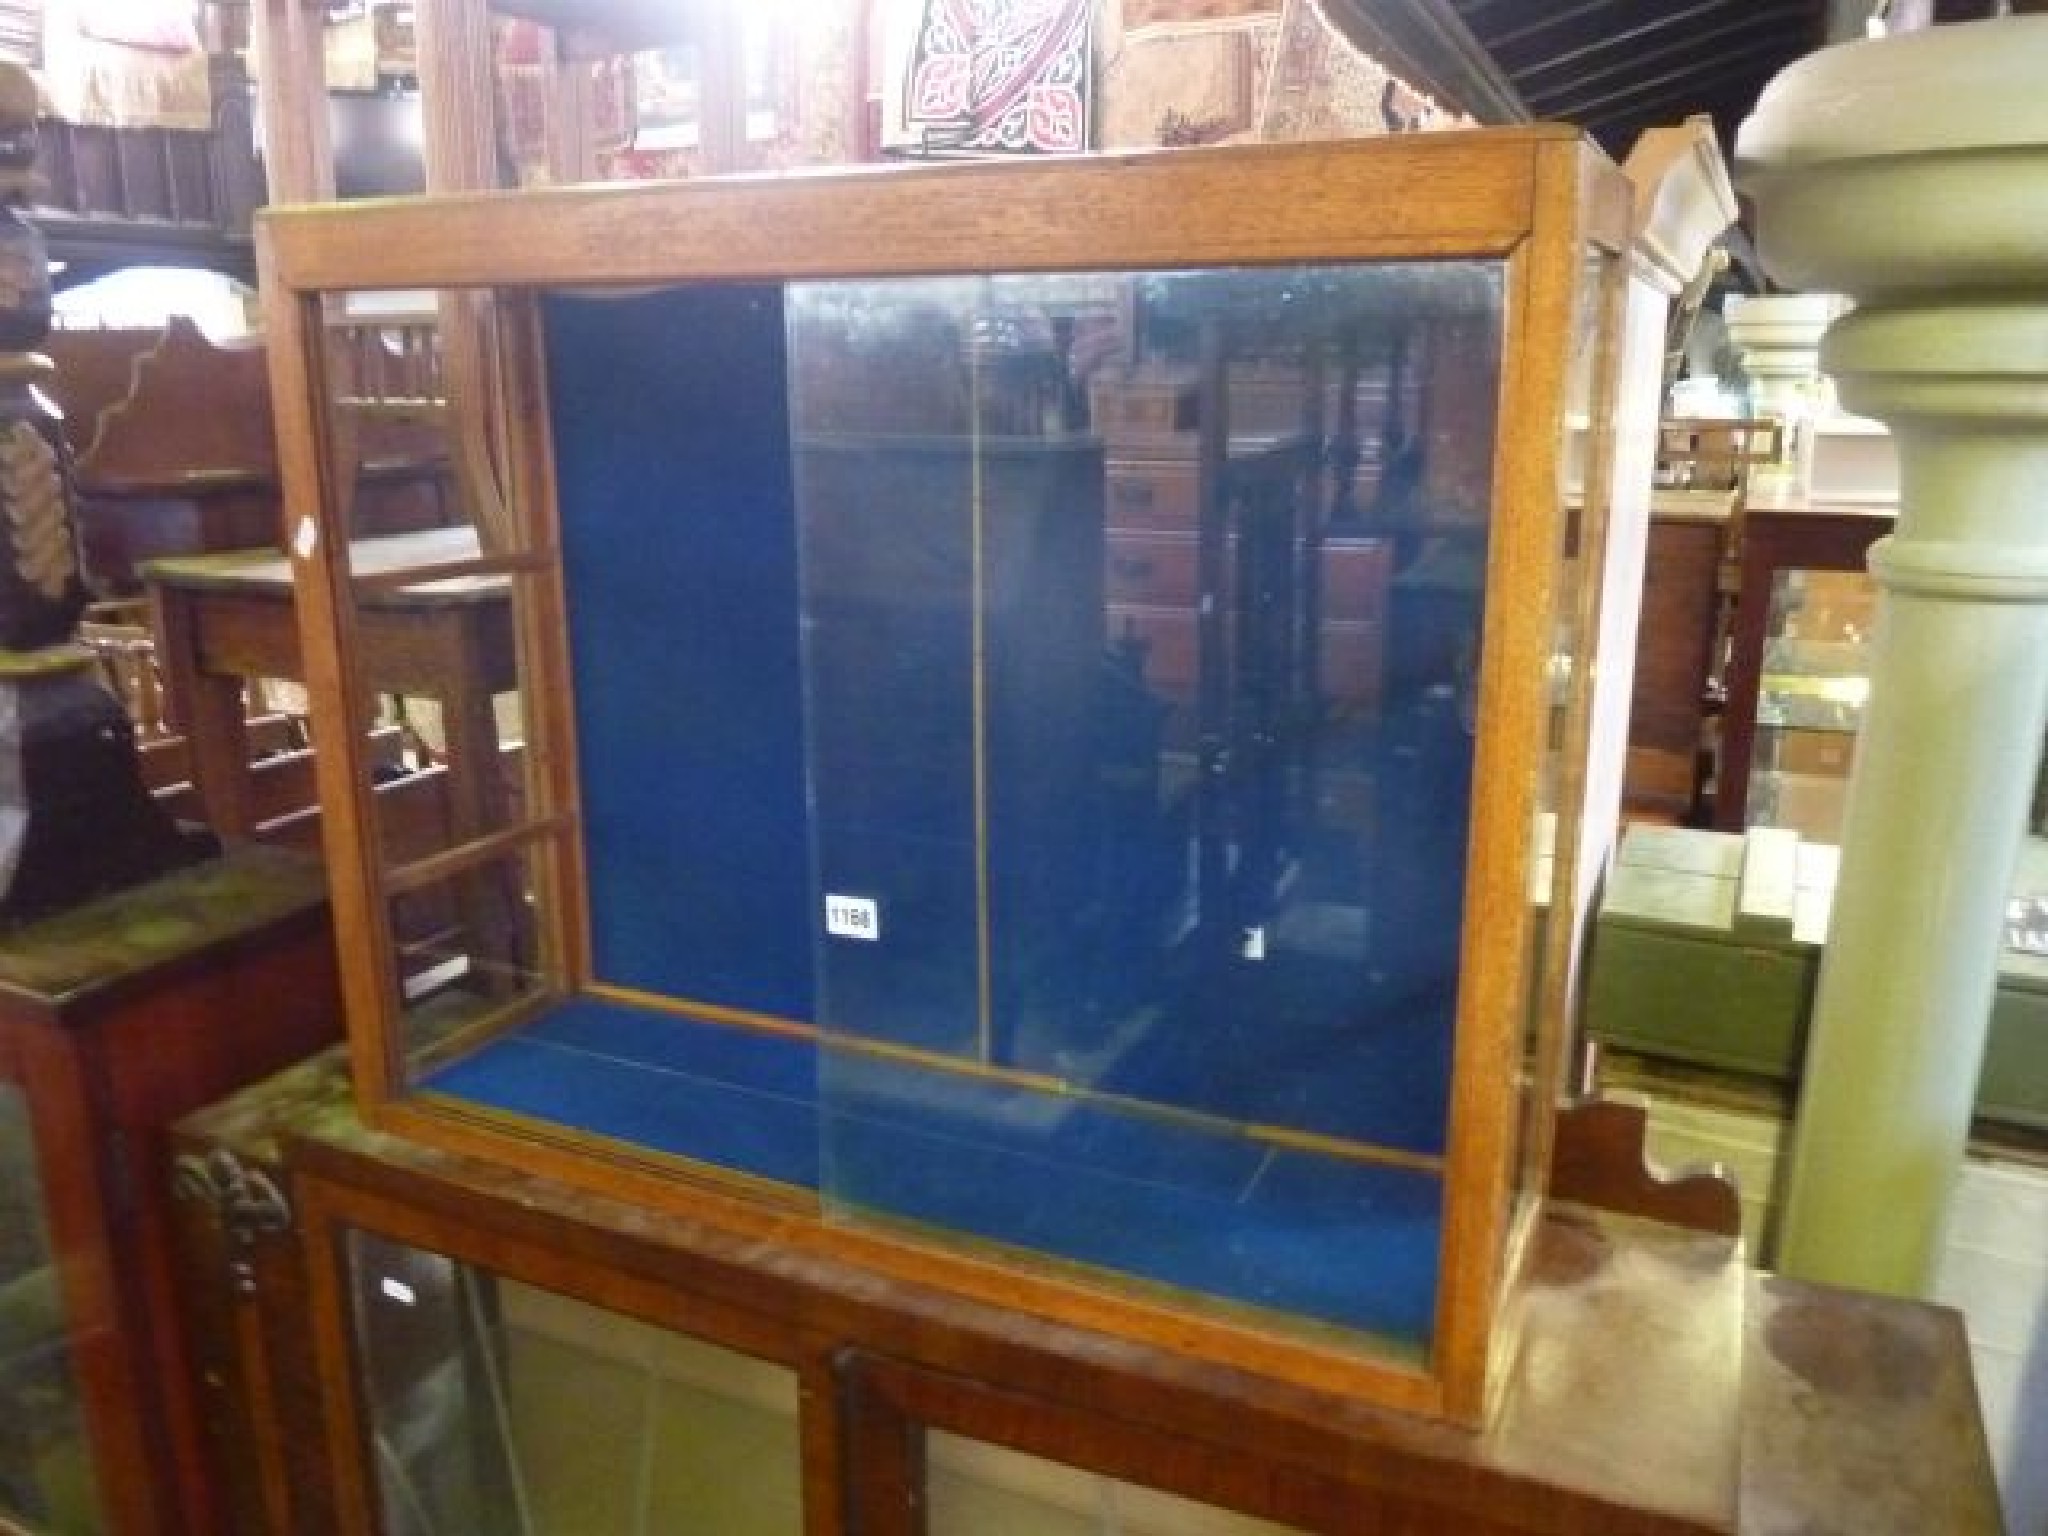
left=1727, top=525, right=2048, bottom=861
left=1755, top=679, right=1867, bottom=735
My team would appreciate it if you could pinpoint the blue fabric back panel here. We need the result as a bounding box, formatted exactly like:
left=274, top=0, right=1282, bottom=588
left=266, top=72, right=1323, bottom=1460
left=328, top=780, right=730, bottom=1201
left=426, top=998, right=1439, bottom=1348
left=544, top=287, right=814, bottom=1021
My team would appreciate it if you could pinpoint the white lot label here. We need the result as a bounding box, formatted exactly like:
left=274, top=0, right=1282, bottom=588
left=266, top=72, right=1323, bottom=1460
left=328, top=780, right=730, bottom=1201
left=824, top=894, right=881, bottom=941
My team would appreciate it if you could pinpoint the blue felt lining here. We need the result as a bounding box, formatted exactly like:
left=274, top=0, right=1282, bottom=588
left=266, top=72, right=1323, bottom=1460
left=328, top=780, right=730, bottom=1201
left=545, top=288, right=816, bottom=1023
left=424, top=1023, right=820, bottom=1189
left=423, top=996, right=1441, bottom=1349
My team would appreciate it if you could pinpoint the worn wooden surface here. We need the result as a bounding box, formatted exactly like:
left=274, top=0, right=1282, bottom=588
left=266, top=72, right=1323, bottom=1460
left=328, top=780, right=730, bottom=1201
left=1739, top=1273, right=2005, bottom=1535
left=0, top=844, right=327, bottom=1009
left=258, top=129, right=1575, bottom=292
left=265, top=1105, right=2003, bottom=1535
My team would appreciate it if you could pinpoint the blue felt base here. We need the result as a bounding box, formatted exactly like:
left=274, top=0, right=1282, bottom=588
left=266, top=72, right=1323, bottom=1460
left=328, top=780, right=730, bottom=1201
left=422, top=996, right=1441, bottom=1351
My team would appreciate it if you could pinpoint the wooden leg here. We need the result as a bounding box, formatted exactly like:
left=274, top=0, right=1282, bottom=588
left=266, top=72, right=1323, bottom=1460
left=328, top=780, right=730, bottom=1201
left=437, top=627, right=526, bottom=988
left=150, top=589, right=257, bottom=840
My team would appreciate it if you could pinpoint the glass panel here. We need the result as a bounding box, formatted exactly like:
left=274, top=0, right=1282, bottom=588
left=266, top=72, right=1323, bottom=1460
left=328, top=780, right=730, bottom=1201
left=324, top=293, right=461, bottom=542
left=320, top=292, right=547, bottom=866
left=1749, top=567, right=1873, bottom=845
left=346, top=1231, right=800, bottom=1536
left=0, top=1082, right=106, bottom=1533
left=545, top=285, right=814, bottom=1028
left=928, top=1432, right=1308, bottom=1536
left=390, top=845, right=554, bottom=1088
left=379, top=263, right=1517, bottom=1362
left=316, top=291, right=574, bottom=1091
left=794, top=263, right=1506, bottom=1357
left=333, top=556, right=542, bottom=860
left=1514, top=248, right=1624, bottom=1200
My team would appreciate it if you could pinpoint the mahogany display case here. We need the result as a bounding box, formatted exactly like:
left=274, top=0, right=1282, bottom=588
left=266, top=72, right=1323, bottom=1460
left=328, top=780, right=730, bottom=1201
left=232, top=1077, right=2000, bottom=1535
left=260, top=129, right=1649, bottom=1428
left=0, top=846, right=341, bottom=1536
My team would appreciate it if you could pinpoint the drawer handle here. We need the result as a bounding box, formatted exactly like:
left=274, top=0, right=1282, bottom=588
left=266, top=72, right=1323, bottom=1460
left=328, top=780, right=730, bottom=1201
left=1113, top=482, right=1155, bottom=507
left=1112, top=555, right=1156, bottom=581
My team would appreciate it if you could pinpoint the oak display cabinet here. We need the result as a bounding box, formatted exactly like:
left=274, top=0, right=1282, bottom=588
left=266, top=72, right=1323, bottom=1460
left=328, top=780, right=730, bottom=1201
left=262, top=130, right=1639, bottom=1426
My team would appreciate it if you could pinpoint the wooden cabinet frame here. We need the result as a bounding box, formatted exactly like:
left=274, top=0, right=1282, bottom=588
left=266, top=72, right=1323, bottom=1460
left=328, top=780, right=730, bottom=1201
left=281, top=1115, right=1731, bottom=1536
left=260, top=131, right=1636, bottom=1426
left=279, top=1104, right=2002, bottom=1535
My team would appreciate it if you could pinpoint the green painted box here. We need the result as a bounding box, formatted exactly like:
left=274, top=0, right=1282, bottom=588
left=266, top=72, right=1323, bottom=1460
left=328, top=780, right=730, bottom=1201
left=1586, top=824, right=2048, bottom=1134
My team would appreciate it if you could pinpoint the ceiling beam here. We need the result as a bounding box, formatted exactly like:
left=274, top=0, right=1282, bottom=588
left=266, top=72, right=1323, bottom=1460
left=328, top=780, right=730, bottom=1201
left=1514, top=1, right=1809, bottom=88
left=1483, top=0, right=1643, bottom=55
left=1520, top=7, right=1812, bottom=107
left=1536, top=34, right=1798, bottom=118
left=1501, top=0, right=1727, bottom=73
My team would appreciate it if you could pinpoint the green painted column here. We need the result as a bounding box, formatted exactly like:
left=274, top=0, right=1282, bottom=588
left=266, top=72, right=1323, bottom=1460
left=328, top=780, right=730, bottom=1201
left=1736, top=17, right=2048, bottom=1294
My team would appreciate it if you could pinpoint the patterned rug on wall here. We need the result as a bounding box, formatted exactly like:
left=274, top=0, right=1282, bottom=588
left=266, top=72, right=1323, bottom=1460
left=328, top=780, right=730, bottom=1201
left=892, top=0, right=1095, bottom=156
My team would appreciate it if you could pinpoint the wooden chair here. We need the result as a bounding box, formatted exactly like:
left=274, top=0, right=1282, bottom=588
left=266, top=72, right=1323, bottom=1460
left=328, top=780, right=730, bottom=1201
left=77, top=598, right=170, bottom=741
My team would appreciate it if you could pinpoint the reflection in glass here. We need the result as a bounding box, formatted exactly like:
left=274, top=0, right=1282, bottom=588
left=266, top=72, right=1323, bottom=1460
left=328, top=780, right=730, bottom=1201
left=0, top=1083, right=105, bottom=1533
left=1510, top=249, right=1618, bottom=1204
left=395, top=846, right=554, bottom=1088
left=324, top=295, right=460, bottom=544
left=422, top=260, right=1513, bottom=1364
left=791, top=264, right=1504, bottom=1354
left=347, top=1232, right=800, bottom=1536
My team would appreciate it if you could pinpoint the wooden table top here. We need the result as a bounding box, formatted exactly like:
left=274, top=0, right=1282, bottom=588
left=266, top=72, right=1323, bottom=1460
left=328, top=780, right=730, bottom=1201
left=142, top=526, right=500, bottom=608
left=0, top=844, right=328, bottom=1014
